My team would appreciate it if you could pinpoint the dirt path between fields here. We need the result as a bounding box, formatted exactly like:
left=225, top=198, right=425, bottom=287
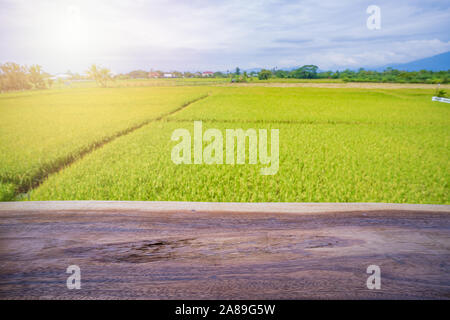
left=0, top=202, right=448, bottom=299
left=219, top=82, right=450, bottom=89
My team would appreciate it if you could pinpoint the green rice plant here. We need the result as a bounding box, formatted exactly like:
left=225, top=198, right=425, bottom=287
left=3, top=86, right=448, bottom=203
left=29, top=121, right=449, bottom=204
left=168, top=87, right=449, bottom=126
left=0, top=86, right=208, bottom=200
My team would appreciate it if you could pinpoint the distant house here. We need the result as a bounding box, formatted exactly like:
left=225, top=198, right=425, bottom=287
left=163, top=73, right=173, bottom=78
left=202, top=71, right=214, bottom=77
left=148, top=72, right=160, bottom=78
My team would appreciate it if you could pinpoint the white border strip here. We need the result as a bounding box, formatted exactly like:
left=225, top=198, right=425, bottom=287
left=0, top=201, right=448, bottom=213
left=432, top=96, right=450, bottom=103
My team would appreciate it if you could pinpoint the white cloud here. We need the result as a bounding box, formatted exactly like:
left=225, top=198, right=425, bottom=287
left=0, top=0, right=449, bottom=72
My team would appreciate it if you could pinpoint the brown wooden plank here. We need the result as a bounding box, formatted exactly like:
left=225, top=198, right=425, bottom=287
left=0, top=202, right=449, bottom=299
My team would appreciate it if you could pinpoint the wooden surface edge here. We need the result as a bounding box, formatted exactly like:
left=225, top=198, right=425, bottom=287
left=0, top=201, right=448, bottom=214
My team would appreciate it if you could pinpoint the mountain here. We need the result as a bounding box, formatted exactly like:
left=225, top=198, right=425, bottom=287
left=241, top=68, right=263, bottom=73
left=235, top=52, right=450, bottom=74
left=376, top=51, right=450, bottom=72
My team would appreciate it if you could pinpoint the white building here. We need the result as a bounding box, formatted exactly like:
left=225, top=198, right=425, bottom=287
left=50, top=73, right=71, bottom=81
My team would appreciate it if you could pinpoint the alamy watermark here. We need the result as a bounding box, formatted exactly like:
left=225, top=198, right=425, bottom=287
left=171, top=121, right=279, bottom=175
left=366, top=265, right=381, bottom=289
left=66, top=265, right=81, bottom=289
left=366, top=5, right=381, bottom=30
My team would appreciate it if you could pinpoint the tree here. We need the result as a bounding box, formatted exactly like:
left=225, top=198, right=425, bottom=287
left=28, top=65, right=47, bottom=89
left=258, top=69, right=272, bottom=80
left=233, top=71, right=249, bottom=83
left=274, top=70, right=289, bottom=78
left=0, top=62, right=31, bottom=91
left=86, top=64, right=112, bottom=87
left=235, top=67, right=240, bottom=76
left=213, top=71, right=225, bottom=78
left=291, top=65, right=318, bottom=79
left=172, top=71, right=183, bottom=78
left=128, top=70, right=148, bottom=79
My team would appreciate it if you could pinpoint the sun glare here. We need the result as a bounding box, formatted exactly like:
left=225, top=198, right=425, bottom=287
left=35, top=3, right=98, bottom=71
left=61, top=6, right=82, bottom=51
left=57, top=5, right=90, bottom=56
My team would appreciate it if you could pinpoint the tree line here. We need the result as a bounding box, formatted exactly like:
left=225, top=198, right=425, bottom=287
left=0, top=62, right=53, bottom=92
left=0, top=63, right=114, bottom=92
left=256, top=65, right=450, bottom=84
left=2, top=61, right=449, bottom=92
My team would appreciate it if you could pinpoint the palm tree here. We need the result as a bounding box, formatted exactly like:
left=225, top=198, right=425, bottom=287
left=86, top=64, right=112, bottom=87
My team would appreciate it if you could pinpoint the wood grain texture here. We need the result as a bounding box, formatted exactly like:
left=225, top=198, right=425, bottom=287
left=0, top=206, right=449, bottom=299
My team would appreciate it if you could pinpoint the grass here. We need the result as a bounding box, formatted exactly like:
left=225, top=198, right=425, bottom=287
left=0, top=86, right=208, bottom=200
left=168, top=87, right=450, bottom=125
left=49, top=77, right=344, bottom=90
left=29, top=121, right=449, bottom=204
left=50, top=78, right=231, bottom=90
left=1, top=84, right=448, bottom=203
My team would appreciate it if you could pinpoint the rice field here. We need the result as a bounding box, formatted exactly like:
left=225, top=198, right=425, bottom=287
left=167, top=87, right=450, bottom=125
left=1, top=85, right=448, bottom=203
left=0, top=87, right=208, bottom=200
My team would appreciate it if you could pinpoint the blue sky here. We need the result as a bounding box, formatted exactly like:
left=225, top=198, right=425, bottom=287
left=0, top=0, right=449, bottom=73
